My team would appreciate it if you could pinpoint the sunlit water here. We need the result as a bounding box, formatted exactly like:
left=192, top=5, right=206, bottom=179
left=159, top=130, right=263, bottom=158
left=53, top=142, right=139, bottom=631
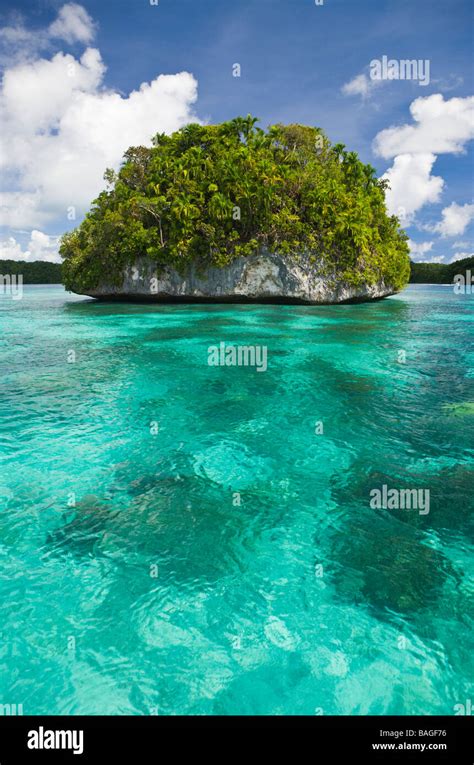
left=0, top=284, right=473, bottom=715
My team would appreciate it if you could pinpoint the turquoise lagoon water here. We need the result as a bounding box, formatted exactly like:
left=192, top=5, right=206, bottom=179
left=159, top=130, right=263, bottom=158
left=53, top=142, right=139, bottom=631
left=0, top=283, right=473, bottom=715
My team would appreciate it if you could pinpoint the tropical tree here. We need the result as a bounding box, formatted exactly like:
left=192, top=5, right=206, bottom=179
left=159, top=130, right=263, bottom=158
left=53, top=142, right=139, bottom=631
left=61, top=117, right=410, bottom=291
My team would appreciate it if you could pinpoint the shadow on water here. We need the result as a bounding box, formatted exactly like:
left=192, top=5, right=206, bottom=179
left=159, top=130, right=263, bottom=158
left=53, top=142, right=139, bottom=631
left=62, top=291, right=413, bottom=319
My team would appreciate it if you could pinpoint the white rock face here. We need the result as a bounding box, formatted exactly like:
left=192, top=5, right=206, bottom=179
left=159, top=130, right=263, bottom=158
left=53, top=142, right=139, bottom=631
left=75, top=252, right=396, bottom=304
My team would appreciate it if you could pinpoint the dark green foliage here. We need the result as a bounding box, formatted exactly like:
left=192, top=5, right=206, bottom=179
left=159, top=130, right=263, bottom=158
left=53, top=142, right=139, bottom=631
left=60, top=117, right=410, bottom=292
left=410, top=256, right=474, bottom=284
left=0, top=259, right=62, bottom=284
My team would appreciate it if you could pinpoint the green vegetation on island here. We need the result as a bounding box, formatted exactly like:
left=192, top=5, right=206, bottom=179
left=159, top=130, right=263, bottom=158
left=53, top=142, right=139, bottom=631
left=409, top=256, right=474, bottom=284
left=0, top=260, right=62, bottom=283
left=61, top=116, right=410, bottom=292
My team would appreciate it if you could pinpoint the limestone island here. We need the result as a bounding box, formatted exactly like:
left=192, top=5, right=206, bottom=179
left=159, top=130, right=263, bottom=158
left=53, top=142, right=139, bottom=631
left=61, top=117, right=410, bottom=304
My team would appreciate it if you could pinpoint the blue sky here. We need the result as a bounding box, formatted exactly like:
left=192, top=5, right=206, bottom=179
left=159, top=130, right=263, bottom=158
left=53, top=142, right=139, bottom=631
left=0, top=0, right=473, bottom=263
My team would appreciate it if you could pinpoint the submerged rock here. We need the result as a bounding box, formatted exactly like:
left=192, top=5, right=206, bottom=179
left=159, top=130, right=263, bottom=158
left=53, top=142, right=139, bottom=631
left=73, top=252, right=397, bottom=305
left=327, top=515, right=456, bottom=613
left=46, top=495, right=116, bottom=557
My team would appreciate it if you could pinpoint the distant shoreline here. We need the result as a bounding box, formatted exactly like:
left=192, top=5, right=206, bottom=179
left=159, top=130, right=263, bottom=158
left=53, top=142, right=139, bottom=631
left=0, top=259, right=62, bottom=284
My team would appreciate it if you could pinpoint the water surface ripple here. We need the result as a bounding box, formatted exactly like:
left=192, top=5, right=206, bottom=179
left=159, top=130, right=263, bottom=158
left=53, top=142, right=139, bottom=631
left=0, top=284, right=472, bottom=714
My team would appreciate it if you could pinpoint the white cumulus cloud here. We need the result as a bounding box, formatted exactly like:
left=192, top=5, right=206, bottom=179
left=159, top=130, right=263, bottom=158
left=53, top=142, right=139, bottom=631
left=373, top=94, right=474, bottom=159
left=48, top=3, right=96, bottom=45
left=408, top=239, right=434, bottom=260
left=375, top=94, right=474, bottom=222
left=0, top=3, right=97, bottom=65
left=0, top=4, right=201, bottom=231
left=430, top=202, right=474, bottom=237
left=0, top=231, right=61, bottom=262
left=342, top=73, right=383, bottom=99
left=381, top=153, right=444, bottom=220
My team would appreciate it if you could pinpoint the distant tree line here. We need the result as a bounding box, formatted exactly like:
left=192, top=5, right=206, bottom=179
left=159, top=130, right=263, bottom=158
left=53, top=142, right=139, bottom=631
left=410, top=256, right=474, bottom=284
left=0, top=260, right=62, bottom=283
